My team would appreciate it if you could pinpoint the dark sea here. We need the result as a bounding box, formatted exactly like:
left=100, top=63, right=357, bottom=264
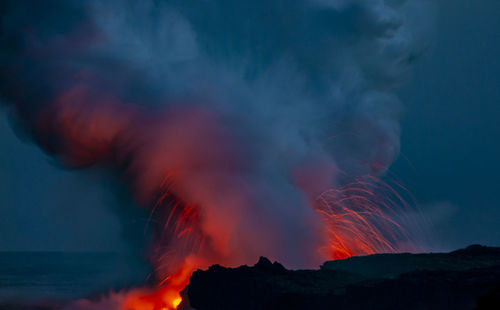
left=0, top=252, right=148, bottom=303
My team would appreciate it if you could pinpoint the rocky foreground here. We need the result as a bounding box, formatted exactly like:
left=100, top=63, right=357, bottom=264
left=185, top=245, right=500, bottom=310
left=1, top=245, right=499, bottom=309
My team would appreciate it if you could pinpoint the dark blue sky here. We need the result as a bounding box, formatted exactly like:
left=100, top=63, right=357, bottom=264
left=392, top=0, right=500, bottom=250
left=0, top=0, right=499, bottom=252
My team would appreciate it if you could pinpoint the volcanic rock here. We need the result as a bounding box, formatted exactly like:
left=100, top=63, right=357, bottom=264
left=187, top=245, right=500, bottom=310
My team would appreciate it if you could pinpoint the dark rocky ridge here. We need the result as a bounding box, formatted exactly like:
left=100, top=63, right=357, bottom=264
left=186, top=245, right=500, bottom=310
left=1, top=246, right=499, bottom=309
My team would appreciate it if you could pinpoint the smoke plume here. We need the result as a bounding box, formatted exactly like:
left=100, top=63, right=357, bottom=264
left=0, top=0, right=433, bottom=308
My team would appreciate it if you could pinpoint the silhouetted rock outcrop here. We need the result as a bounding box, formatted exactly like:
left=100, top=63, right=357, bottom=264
left=187, top=245, right=500, bottom=310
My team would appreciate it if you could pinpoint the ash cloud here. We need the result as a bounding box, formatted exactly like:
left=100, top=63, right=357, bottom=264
left=0, top=0, right=432, bottom=274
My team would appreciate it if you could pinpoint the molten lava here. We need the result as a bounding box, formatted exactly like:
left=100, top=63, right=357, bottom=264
left=123, top=262, right=194, bottom=310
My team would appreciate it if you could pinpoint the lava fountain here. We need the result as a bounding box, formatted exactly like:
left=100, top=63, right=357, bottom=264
left=114, top=173, right=417, bottom=310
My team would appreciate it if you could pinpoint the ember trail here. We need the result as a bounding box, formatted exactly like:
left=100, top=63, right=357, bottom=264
left=122, top=174, right=416, bottom=310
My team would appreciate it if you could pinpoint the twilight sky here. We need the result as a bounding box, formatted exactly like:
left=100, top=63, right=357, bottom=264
left=0, top=0, right=499, bottom=253
left=392, top=0, right=500, bottom=250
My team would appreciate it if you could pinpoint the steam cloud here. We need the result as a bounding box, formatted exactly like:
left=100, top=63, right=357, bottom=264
left=0, top=0, right=433, bottom=295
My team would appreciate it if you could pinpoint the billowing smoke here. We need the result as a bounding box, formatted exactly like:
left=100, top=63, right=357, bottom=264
left=0, top=0, right=433, bottom=308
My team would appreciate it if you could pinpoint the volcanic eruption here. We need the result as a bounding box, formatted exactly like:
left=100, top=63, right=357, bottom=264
left=0, top=0, right=433, bottom=309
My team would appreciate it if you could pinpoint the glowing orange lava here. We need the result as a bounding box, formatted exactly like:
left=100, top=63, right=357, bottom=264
left=123, top=173, right=204, bottom=310
left=123, top=263, right=193, bottom=310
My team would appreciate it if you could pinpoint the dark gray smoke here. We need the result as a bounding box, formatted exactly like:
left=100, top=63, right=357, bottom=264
left=0, top=0, right=433, bottom=305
